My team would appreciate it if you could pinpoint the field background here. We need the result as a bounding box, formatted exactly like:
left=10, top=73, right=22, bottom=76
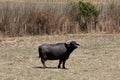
left=0, top=0, right=120, bottom=80
left=0, top=34, right=120, bottom=80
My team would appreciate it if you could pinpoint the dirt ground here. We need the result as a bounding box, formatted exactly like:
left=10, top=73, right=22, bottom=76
left=0, top=34, right=120, bottom=80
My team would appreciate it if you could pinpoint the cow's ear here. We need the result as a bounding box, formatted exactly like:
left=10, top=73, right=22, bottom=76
left=65, top=43, right=70, bottom=48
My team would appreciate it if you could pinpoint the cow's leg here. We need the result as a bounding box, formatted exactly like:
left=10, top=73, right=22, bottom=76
left=58, top=60, right=62, bottom=68
left=41, top=59, right=47, bottom=68
left=62, top=60, right=66, bottom=69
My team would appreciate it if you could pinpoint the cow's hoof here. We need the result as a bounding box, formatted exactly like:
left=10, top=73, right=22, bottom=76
left=43, top=66, right=47, bottom=69
left=58, top=66, right=61, bottom=68
left=62, top=67, right=68, bottom=69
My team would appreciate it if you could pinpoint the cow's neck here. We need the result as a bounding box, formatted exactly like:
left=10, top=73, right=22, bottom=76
left=66, top=48, right=74, bottom=55
left=64, top=49, right=74, bottom=59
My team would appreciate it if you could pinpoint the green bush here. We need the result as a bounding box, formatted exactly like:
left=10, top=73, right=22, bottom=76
left=70, top=1, right=100, bottom=32
left=78, top=1, right=99, bottom=18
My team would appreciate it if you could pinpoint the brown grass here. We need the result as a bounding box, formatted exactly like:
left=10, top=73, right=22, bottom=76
left=0, top=1, right=79, bottom=36
left=0, top=1, right=120, bottom=36
left=0, top=34, right=120, bottom=80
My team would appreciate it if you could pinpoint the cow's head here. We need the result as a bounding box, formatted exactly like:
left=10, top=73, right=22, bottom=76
left=65, top=41, right=80, bottom=49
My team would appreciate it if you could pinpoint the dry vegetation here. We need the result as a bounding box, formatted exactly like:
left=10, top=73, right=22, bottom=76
left=0, top=0, right=120, bottom=36
left=0, top=34, right=120, bottom=80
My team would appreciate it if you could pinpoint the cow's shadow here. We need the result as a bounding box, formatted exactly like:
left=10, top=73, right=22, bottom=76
left=33, top=66, right=68, bottom=70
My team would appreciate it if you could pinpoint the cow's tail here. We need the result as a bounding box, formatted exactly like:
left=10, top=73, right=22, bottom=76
left=38, top=46, right=41, bottom=58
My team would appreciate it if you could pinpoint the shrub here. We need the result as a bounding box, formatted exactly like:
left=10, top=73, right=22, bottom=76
left=70, top=1, right=100, bottom=32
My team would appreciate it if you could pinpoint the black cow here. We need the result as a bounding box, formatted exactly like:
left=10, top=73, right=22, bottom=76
left=38, top=41, right=79, bottom=69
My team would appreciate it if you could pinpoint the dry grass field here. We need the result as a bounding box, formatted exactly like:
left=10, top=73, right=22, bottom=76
left=0, top=34, right=120, bottom=80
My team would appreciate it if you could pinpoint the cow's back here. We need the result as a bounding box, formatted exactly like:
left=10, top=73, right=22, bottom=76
left=50, top=43, right=67, bottom=54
